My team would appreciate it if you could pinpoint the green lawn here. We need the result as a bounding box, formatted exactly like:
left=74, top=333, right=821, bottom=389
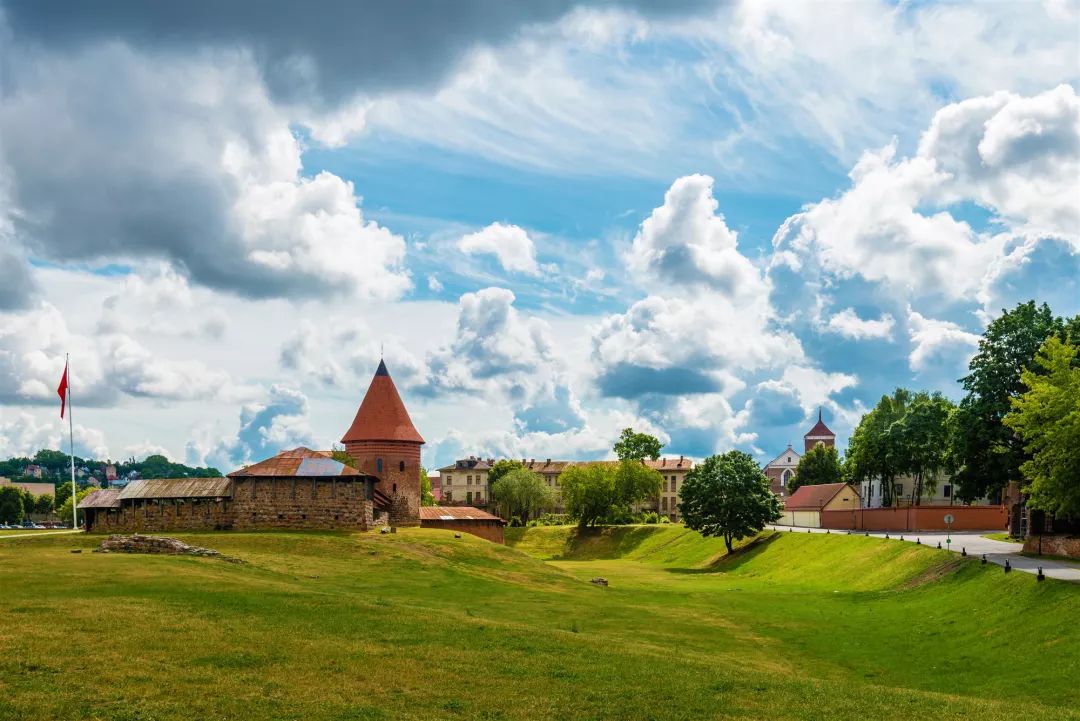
left=0, top=526, right=1077, bottom=720
left=982, top=532, right=1023, bottom=543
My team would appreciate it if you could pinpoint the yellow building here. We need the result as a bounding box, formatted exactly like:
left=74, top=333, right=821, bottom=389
left=776, top=483, right=860, bottom=528
left=436, top=457, right=494, bottom=506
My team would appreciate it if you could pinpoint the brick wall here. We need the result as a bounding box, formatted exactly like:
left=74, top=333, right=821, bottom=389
left=1024, top=535, right=1080, bottom=558
left=420, top=519, right=505, bottom=544
left=86, top=498, right=232, bottom=533
left=820, top=505, right=1007, bottom=532
left=345, top=439, right=421, bottom=525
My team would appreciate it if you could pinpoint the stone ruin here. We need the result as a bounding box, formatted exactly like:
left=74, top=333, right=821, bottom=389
left=95, top=534, right=242, bottom=563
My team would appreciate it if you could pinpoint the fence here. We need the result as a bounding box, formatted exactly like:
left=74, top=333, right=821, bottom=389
left=819, top=505, right=1007, bottom=532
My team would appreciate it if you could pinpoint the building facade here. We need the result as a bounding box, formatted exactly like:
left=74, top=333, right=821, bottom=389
left=762, top=445, right=801, bottom=499
left=803, top=409, right=836, bottom=453
left=437, top=457, right=494, bottom=506
left=776, top=482, right=861, bottom=528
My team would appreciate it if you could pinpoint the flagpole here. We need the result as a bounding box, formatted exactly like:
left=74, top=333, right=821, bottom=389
left=67, top=353, right=77, bottom=530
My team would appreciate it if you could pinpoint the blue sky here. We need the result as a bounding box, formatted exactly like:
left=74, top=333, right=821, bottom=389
left=0, top=0, right=1077, bottom=470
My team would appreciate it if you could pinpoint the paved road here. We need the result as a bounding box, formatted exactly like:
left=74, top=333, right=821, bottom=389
left=0, top=529, right=82, bottom=541
left=767, top=525, right=1080, bottom=583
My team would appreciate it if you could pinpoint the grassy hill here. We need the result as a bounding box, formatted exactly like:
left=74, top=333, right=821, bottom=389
left=0, top=527, right=1077, bottom=720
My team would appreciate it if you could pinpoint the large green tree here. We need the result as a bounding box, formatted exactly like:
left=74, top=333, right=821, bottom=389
left=613, top=428, right=663, bottom=462
left=680, top=451, right=782, bottom=553
left=1004, top=336, right=1080, bottom=517
left=0, top=486, right=25, bottom=524
left=844, top=389, right=910, bottom=507
left=486, top=459, right=525, bottom=489
left=491, top=468, right=554, bottom=525
left=558, top=461, right=662, bottom=528
left=892, top=392, right=956, bottom=505
left=953, top=301, right=1064, bottom=502
left=789, top=444, right=842, bottom=494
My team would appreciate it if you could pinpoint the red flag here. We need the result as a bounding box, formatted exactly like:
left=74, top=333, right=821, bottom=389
left=57, top=361, right=69, bottom=419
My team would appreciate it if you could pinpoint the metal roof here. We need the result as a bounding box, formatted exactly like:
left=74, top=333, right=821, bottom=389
left=419, top=506, right=505, bottom=523
left=118, top=478, right=233, bottom=500
left=77, top=489, right=122, bottom=509
left=228, top=447, right=370, bottom=478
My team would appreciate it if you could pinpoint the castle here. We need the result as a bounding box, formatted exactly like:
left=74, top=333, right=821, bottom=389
left=79, top=361, right=423, bottom=532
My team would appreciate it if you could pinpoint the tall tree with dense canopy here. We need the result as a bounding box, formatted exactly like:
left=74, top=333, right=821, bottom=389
left=558, top=461, right=662, bottom=527
left=0, top=486, right=25, bottom=524
left=844, top=389, right=910, bottom=507
left=892, top=392, right=956, bottom=505
left=491, top=468, right=554, bottom=525
left=680, top=451, right=782, bottom=553
left=613, top=428, right=663, bottom=462
left=486, top=459, right=525, bottom=488
left=789, top=444, right=842, bottom=494
left=1004, top=336, right=1080, bottom=517
left=952, top=301, right=1064, bottom=502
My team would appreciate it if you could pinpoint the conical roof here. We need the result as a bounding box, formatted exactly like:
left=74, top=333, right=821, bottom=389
left=341, top=360, right=425, bottom=444
left=804, top=408, right=834, bottom=437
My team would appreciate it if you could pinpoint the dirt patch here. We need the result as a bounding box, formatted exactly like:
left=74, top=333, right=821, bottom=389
left=898, top=557, right=965, bottom=589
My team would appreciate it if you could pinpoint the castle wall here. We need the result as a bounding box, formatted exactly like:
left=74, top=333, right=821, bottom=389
left=344, top=440, right=421, bottom=525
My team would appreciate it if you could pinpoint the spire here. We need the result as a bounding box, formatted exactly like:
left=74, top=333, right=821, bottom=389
left=818, top=407, right=823, bottom=423
left=341, top=361, right=424, bottom=444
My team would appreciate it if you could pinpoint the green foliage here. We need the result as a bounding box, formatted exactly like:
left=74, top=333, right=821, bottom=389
left=789, top=444, right=842, bottom=494
left=525, top=513, right=571, bottom=527
left=420, top=466, right=436, bottom=506
left=613, top=428, right=663, bottom=462
left=34, top=494, right=54, bottom=516
left=486, top=459, right=525, bottom=488
left=680, top=450, right=782, bottom=552
left=1004, top=336, right=1080, bottom=517
left=953, top=301, right=1065, bottom=501
left=558, top=461, right=662, bottom=528
left=55, top=486, right=97, bottom=526
left=844, top=389, right=909, bottom=506
left=0, top=485, right=25, bottom=524
left=491, top=468, right=555, bottom=525
left=329, top=444, right=356, bottom=467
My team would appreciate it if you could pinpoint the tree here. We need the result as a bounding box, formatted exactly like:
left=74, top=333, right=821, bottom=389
left=34, top=494, right=54, bottom=517
left=614, top=461, right=663, bottom=509
left=329, top=444, right=356, bottom=467
left=789, top=444, right=842, bottom=494
left=844, top=389, right=910, bottom=507
left=680, top=451, right=782, bottom=553
left=491, top=468, right=554, bottom=525
left=1004, top=336, right=1080, bottom=517
left=420, top=467, right=436, bottom=506
left=486, top=459, right=525, bottom=489
left=558, top=463, right=615, bottom=528
left=891, top=392, right=956, bottom=505
left=56, top=487, right=97, bottom=527
left=0, top=486, right=25, bottom=524
left=613, top=428, right=663, bottom=462
left=953, top=301, right=1064, bottom=502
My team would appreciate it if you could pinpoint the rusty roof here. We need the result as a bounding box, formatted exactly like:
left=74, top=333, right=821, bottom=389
left=419, top=506, right=505, bottom=523
left=804, top=408, right=835, bottom=438
left=784, top=483, right=855, bottom=510
left=228, top=447, right=372, bottom=478
left=341, top=360, right=425, bottom=445
left=118, top=478, right=233, bottom=500
left=77, top=489, right=122, bottom=509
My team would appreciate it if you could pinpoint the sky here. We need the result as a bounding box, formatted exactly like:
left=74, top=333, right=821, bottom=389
left=0, top=0, right=1078, bottom=472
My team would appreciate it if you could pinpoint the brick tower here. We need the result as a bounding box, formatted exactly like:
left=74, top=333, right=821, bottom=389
left=803, top=408, right=836, bottom=453
left=342, top=360, right=424, bottom=525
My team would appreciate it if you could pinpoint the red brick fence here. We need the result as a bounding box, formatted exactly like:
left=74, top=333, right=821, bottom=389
left=820, top=505, right=1008, bottom=532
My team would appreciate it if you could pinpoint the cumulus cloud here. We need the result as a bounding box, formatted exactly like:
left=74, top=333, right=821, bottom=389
left=458, top=223, right=541, bottom=275
left=825, top=308, right=895, bottom=340
left=0, top=409, right=109, bottom=459
left=0, top=44, right=409, bottom=301
left=906, top=308, right=981, bottom=373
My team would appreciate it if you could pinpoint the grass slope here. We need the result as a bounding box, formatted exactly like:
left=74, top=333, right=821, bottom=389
left=0, top=528, right=1077, bottom=721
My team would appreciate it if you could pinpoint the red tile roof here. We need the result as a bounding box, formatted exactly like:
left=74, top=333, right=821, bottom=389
left=341, top=360, right=425, bottom=444
left=419, top=506, right=505, bottom=523
left=228, top=447, right=370, bottom=478
left=784, top=482, right=855, bottom=510
left=804, top=408, right=834, bottom=438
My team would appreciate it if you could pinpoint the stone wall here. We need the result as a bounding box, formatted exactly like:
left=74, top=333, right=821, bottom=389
left=84, top=477, right=375, bottom=533
left=1024, top=535, right=1080, bottom=559
left=345, top=439, right=421, bottom=524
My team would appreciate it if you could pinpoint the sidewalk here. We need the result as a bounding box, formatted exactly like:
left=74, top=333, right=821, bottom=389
left=0, top=529, right=83, bottom=541
left=767, top=525, right=1080, bottom=583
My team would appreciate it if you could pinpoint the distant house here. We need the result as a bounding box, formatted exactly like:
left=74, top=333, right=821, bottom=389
left=762, top=445, right=801, bottom=499
left=24, top=464, right=43, bottom=479
left=777, top=483, right=860, bottom=528
left=437, top=457, right=495, bottom=506
left=427, top=471, right=442, bottom=502
left=105, top=464, right=118, bottom=482
left=419, top=505, right=506, bottom=544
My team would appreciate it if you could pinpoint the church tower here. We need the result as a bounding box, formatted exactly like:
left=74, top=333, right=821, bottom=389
left=803, top=408, right=836, bottom=453
left=342, top=360, right=424, bottom=525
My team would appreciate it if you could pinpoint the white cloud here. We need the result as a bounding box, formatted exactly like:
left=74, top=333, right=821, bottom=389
left=906, top=307, right=981, bottom=373
left=825, top=308, right=895, bottom=341
left=457, top=223, right=541, bottom=275
left=427, top=274, right=444, bottom=293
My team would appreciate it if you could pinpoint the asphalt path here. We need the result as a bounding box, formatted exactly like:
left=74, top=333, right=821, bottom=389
left=767, top=525, right=1080, bottom=582
left=0, top=529, right=82, bottom=540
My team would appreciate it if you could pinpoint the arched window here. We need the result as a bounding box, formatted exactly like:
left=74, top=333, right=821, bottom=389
left=376, top=458, right=383, bottom=473
left=392, top=483, right=397, bottom=493
left=399, top=460, right=405, bottom=472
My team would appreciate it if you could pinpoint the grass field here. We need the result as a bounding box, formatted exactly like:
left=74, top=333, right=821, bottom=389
left=982, top=532, right=1023, bottom=543
left=1, top=526, right=1077, bottom=720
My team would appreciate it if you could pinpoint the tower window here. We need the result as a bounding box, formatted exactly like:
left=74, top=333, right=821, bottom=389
left=376, top=458, right=383, bottom=473
left=399, top=460, right=405, bottom=472
left=392, top=483, right=397, bottom=493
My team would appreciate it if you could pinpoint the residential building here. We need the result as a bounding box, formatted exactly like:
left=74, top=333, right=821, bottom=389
left=105, top=464, right=118, bottom=482
left=24, top=464, right=43, bottom=479
left=428, top=471, right=442, bottom=502
left=436, top=457, right=495, bottom=507
left=762, top=445, right=800, bottom=499
left=776, top=483, right=861, bottom=528
left=651, top=456, right=693, bottom=522
left=859, top=475, right=995, bottom=508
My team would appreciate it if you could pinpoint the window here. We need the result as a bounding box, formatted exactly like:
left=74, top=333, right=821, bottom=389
left=445, top=476, right=452, bottom=485
left=787, top=456, right=791, bottom=463
left=392, top=483, right=397, bottom=493
left=894, top=483, right=903, bottom=496
left=399, top=461, right=405, bottom=472
left=376, top=458, right=383, bottom=473
left=943, top=484, right=952, bottom=498
left=467, top=491, right=473, bottom=504
left=661, top=497, right=668, bottom=510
